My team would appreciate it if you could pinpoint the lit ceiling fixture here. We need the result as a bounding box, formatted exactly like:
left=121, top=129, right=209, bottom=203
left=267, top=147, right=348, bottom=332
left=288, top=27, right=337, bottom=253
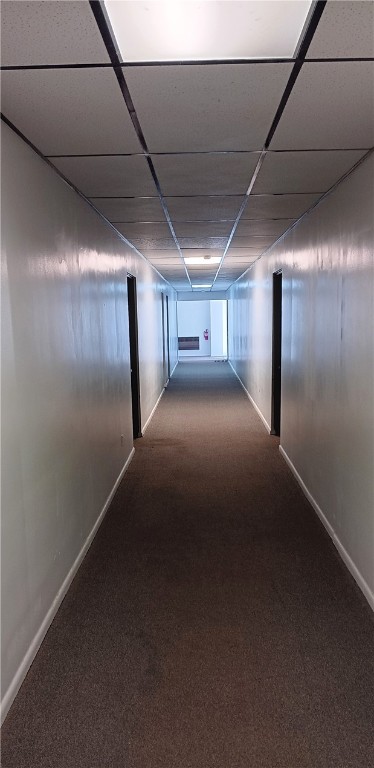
left=103, top=1, right=314, bottom=63
left=191, top=284, right=212, bottom=288
left=184, top=256, right=221, bottom=265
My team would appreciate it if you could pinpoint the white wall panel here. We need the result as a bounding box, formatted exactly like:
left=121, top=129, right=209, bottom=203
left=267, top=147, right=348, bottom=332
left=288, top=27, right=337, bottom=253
left=0, top=124, right=177, bottom=719
left=228, top=153, right=374, bottom=605
left=177, top=300, right=211, bottom=357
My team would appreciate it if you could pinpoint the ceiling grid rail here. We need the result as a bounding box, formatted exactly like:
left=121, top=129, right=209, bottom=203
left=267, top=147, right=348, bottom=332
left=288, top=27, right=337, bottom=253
left=89, top=0, right=192, bottom=287
left=210, top=0, right=328, bottom=288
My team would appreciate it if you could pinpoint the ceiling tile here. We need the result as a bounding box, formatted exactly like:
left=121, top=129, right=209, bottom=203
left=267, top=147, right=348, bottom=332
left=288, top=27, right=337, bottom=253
left=125, top=63, right=292, bottom=152
left=187, top=269, right=218, bottom=280
left=0, top=68, right=142, bottom=155
left=90, top=197, right=165, bottom=222
left=114, top=223, right=171, bottom=239
left=235, top=219, right=294, bottom=237
left=173, top=222, right=233, bottom=237
left=224, top=257, right=257, bottom=264
left=243, top=193, right=320, bottom=219
left=0, top=0, right=110, bottom=65
left=231, top=237, right=275, bottom=250
left=270, top=62, right=374, bottom=150
left=130, top=238, right=177, bottom=250
left=252, top=150, right=367, bottom=194
left=178, top=237, right=228, bottom=250
left=148, top=258, right=182, bottom=266
left=153, top=153, right=260, bottom=196
left=212, top=284, right=232, bottom=291
left=157, top=266, right=186, bottom=274
left=307, top=1, right=374, bottom=59
left=227, top=248, right=264, bottom=258
left=165, top=196, right=242, bottom=221
left=50, top=156, right=156, bottom=197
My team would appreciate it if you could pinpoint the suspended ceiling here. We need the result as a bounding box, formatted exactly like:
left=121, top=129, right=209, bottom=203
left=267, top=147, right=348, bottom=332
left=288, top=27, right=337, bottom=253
left=1, top=0, right=373, bottom=293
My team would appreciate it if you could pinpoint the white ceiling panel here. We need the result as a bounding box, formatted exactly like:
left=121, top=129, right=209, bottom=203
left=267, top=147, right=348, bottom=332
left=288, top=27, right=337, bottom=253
left=0, top=68, right=142, bottom=155
left=227, top=248, right=264, bottom=258
left=173, top=222, right=233, bottom=237
left=230, top=236, right=278, bottom=247
left=108, top=1, right=312, bottom=61
left=125, top=64, right=292, bottom=152
left=142, top=256, right=182, bottom=266
left=130, top=238, right=177, bottom=250
left=178, top=237, right=228, bottom=250
left=0, top=0, right=110, bottom=65
left=224, top=257, right=257, bottom=265
left=156, top=266, right=186, bottom=274
left=165, top=196, right=242, bottom=221
left=187, top=268, right=218, bottom=279
left=148, top=258, right=182, bottom=266
left=114, top=223, right=171, bottom=239
left=271, top=62, right=374, bottom=150
left=153, top=153, right=260, bottom=196
left=235, top=219, right=294, bottom=237
left=243, top=193, right=320, bottom=219
left=307, top=1, right=374, bottom=59
left=90, top=197, right=165, bottom=222
left=50, top=156, right=156, bottom=197
left=253, top=150, right=367, bottom=194
left=182, top=249, right=224, bottom=259
left=231, top=237, right=277, bottom=250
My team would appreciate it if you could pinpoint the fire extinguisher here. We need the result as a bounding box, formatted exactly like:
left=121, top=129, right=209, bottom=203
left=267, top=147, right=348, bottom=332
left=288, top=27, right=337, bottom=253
left=203, top=329, right=209, bottom=341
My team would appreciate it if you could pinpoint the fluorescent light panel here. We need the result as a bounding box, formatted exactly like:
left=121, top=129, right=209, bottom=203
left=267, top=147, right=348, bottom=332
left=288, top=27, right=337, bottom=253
left=184, top=256, right=221, bottom=265
left=104, top=1, right=314, bottom=62
left=192, top=284, right=212, bottom=288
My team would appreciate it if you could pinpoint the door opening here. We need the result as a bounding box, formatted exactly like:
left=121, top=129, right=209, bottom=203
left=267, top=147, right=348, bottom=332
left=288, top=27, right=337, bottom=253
left=165, top=295, right=171, bottom=380
left=271, top=271, right=282, bottom=437
left=127, top=274, right=142, bottom=439
left=161, top=293, right=171, bottom=385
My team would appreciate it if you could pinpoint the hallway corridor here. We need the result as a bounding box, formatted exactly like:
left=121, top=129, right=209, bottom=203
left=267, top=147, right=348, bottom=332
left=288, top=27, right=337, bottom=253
left=2, top=362, right=373, bottom=768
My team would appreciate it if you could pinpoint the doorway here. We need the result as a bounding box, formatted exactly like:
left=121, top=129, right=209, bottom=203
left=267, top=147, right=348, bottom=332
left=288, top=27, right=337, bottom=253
left=161, top=293, right=170, bottom=385
left=127, top=274, right=142, bottom=439
left=271, top=271, right=282, bottom=437
left=165, top=295, right=171, bottom=380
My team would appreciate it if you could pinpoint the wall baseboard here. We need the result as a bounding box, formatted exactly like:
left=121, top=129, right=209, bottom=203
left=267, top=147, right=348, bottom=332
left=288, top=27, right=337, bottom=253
left=142, top=362, right=178, bottom=435
left=1, top=448, right=135, bottom=725
left=228, top=361, right=271, bottom=433
left=142, top=388, right=165, bottom=435
left=170, top=361, right=178, bottom=378
left=279, top=445, right=374, bottom=612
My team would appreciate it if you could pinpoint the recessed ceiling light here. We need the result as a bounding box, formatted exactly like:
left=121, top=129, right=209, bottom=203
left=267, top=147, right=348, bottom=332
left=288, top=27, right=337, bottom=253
left=103, top=1, right=314, bottom=63
left=192, top=284, right=212, bottom=288
left=184, top=256, right=221, bottom=266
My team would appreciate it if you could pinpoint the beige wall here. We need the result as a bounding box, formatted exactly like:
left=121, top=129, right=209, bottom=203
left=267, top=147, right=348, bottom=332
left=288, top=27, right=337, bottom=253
left=1, top=123, right=177, bottom=718
left=228, top=153, right=374, bottom=607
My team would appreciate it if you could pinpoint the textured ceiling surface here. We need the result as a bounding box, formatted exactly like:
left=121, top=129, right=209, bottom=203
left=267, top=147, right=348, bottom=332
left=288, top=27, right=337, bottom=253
left=1, top=0, right=372, bottom=293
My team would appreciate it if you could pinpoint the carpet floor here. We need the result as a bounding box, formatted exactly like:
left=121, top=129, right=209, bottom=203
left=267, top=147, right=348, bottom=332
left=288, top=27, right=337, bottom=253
left=2, top=361, right=373, bottom=768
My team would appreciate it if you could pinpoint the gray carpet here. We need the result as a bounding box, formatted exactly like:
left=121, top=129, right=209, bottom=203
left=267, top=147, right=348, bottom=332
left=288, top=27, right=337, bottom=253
left=2, top=361, right=373, bottom=768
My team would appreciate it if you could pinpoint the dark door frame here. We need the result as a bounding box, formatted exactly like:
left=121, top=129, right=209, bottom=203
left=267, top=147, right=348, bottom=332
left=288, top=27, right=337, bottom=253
left=271, top=270, right=282, bottom=437
left=165, top=294, right=171, bottom=381
left=127, top=274, right=142, bottom=439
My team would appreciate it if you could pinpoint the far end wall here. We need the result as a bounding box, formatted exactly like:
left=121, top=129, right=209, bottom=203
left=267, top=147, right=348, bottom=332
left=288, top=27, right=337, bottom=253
left=228, top=153, right=374, bottom=607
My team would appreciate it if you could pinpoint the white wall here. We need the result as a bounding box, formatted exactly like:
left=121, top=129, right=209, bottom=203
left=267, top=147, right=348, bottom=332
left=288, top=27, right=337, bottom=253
left=210, top=301, right=228, bottom=358
left=228, top=153, right=374, bottom=608
left=177, top=300, right=211, bottom=356
left=177, top=299, right=228, bottom=357
left=0, top=123, right=177, bottom=720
